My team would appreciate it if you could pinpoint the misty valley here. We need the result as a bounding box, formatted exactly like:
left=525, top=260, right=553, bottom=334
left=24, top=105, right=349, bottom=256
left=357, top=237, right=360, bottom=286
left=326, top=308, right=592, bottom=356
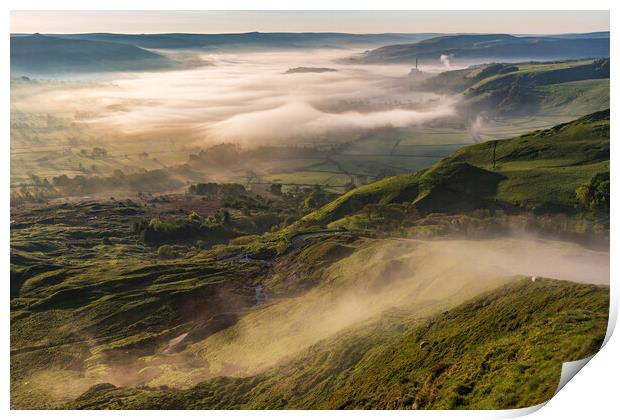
left=10, top=29, right=610, bottom=410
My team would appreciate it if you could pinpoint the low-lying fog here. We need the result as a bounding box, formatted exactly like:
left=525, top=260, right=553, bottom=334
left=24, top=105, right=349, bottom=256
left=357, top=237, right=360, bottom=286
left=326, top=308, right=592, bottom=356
left=186, top=236, right=608, bottom=378
left=12, top=48, right=458, bottom=146
left=24, top=235, right=609, bottom=397
left=99, top=236, right=608, bottom=388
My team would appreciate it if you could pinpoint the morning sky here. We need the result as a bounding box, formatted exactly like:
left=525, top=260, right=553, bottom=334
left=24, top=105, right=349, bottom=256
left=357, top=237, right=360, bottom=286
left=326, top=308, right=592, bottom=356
left=11, top=10, right=610, bottom=34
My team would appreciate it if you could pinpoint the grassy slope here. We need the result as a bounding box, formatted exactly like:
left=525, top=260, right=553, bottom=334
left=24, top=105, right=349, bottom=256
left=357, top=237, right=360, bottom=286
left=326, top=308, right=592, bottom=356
left=10, top=201, right=277, bottom=408
left=65, top=278, right=608, bottom=409
left=448, top=110, right=609, bottom=211
left=11, top=111, right=610, bottom=409
left=423, top=59, right=608, bottom=94
left=534, top=79, right=609, bottom=116
left=420, top=59, right=609, bottom=117
left=303, top=109, right=609, bottom=226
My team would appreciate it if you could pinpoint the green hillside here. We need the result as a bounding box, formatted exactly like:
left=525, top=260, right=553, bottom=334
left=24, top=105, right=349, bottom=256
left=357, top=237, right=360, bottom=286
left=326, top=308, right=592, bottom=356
left=10, top=110, right=610, bottom=409
left=303, top=109, right=609, bottom=229
left=419, top=59, right=609, bottom=117
left=65, top=278, right=608, bottom=409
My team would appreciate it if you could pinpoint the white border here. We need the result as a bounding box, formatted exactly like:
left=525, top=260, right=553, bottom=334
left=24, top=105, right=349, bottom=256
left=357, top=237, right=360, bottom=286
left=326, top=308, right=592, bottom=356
left=3, top=2, right=617, bottom=419
left=2, top=1, right=617, bottom=11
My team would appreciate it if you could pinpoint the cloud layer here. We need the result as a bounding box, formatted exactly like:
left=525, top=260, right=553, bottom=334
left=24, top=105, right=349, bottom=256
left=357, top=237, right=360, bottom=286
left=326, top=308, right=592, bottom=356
left=17, top=49, right=457, bottom=146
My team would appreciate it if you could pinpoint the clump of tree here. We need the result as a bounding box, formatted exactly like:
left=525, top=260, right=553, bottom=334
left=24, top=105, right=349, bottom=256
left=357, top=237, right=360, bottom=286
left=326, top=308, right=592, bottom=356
left=185, top=181, right=338, bottom=236
left=188, top=182, right=269, bottom=214
left=79, top=147, right=108, bottom=159
left=50, top=169, right=182, bottom=196
left=134, top=211, right=233, bottom=245
left=188, top=182, right=247, bottom=200
left=188, top=143, right=241, bottom=167
left=576, top=172, right=609, bottom=212
left=188, top=143, right=327, bottom=170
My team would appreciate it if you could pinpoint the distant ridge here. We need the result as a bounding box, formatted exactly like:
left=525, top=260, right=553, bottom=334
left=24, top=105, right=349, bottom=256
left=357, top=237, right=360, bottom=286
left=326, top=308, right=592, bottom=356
left=10, top=34, right=173, bottom=76
left=347, top=33, right=610, bottom=64
left=11, top=32, right=441, bottom=50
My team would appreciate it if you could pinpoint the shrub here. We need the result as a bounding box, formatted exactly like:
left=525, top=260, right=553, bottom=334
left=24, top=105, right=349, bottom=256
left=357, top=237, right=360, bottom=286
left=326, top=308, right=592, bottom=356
left=576, top=172, right=609, bottom=211
left=137, top=212, right=234, bottom=245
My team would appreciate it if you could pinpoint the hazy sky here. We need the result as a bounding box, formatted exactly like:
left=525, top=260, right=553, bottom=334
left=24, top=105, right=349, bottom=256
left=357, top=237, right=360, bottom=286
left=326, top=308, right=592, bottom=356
left=11, top=10, right=609, bottom=34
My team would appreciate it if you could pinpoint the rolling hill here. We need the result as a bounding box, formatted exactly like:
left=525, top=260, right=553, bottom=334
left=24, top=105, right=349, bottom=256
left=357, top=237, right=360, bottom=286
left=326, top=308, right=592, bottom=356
left=418, top=59, right=609, bottom=117
left=10, top=110, right=610, bottom=409
left=10, top=34, right=174, bottom=76
left=302, top=109, right=609, bottom=226
left=348, top=33, right=610, bottom=65
left=65, top=278, right=608, bottom=409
